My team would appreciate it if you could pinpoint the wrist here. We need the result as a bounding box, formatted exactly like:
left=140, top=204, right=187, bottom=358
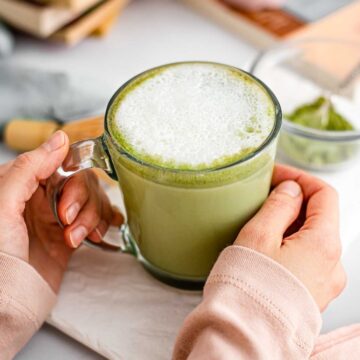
left=205, top=245, right=322, bottom=354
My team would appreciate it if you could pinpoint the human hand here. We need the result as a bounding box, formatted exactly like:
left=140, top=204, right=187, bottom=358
left=234, top=164, right=346, bottom=311
left=224, top=0, right=285, bottom=11
left=0, top=131, right=122, bottom=292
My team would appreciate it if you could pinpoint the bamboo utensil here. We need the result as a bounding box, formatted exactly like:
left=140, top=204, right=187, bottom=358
left=4, top=115, right=104, bottom=152
left=3, top=115, right=116, bottom=185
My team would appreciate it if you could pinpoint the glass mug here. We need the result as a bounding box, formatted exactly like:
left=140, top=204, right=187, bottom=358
left=47, top=62, right=282, bottom=289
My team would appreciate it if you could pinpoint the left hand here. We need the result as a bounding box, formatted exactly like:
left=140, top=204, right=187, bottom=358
left=0, top=131, right=123, bottom=293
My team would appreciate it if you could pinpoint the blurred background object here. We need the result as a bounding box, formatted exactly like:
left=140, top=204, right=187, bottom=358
left=0, top=63, right=112, bottom=183
left=0, top=21, right=14, bottom=56
left=0, top=63, right=107, bottom=123
left=4, top=115, right=104, bottom=152
left=251, top=39, right=360, bottom=171
left=225, top=0, right=286, bottom=11
left=0, top=62, right=107, bottom=150
left=182, top=0, right=360, bottom=48
left=0, top=0, right=130, bottom=45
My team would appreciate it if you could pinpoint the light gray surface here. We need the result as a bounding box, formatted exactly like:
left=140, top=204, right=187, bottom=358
left=284, top=0, right=354, bottom=22
left=322, top=239, right=360, bottom=332
left=16, top=325, right=104, bottom=360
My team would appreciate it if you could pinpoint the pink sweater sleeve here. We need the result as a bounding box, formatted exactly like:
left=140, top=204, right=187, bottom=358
left=0, top=251, right=56, bottom=360
left=174, top=245, right=327, bottom=359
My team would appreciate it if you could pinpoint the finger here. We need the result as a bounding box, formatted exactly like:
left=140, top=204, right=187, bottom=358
left=63, top=198, right=99, bottom=248
left=111, top=206, right=125, bottom=227
left=57, top=172, right=98, bottom=225
left=87, top=206, right=125, bottom=244
left=88, top=228, right=104, bottom=244
left=0, top=131, right=69, bottom=214
left=87, top=186, right=115, bottom=243
left=302, top=184, right=339, bottom=236
left=273, top=163, right=327, bottom=200
left=0, top=160, right=14, bottom=177
left=236, top=180, right=303, bottom=250
left=272, top=163, right=339, bottom=235
left=331, top=262, right=347, bottom=300
left=63, top=189, right=114, bottom=248
left=86, top=218, right=111, bottom=244
left=320, top=262, right=347, bottom=311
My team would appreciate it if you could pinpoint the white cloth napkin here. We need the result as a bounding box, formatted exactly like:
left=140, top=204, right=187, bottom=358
left=47, top=160, right=360, bottom=359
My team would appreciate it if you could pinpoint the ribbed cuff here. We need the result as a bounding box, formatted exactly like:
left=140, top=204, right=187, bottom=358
left=205, top=245, right=322, bottom=354
left=0, top=251, right=57, bottom=327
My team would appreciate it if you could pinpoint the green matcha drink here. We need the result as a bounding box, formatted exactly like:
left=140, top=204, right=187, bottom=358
left=104, top=62, right=281, bottom=284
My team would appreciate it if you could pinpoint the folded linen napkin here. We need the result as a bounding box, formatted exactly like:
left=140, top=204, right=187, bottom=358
left=47, top=162, right=360, bottom=359
left=0, top=22, right=14, bottom=58
left=0, top=63, right=107, bottom=125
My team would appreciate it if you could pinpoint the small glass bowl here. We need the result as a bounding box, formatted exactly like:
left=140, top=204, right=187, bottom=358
left=250, top=39, right=360, bottom=171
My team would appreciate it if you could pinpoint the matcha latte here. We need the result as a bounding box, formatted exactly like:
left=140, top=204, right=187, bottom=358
left=104, top=62, right=281, bottom=286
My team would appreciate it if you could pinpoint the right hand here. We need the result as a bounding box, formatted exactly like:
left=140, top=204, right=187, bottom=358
left=234, top=164, right=346, bottom=311
left=224, top=0, right=285, bottom=11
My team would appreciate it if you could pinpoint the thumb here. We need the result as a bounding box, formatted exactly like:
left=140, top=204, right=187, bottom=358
left=236, top=180, right=303, bottom=250
left=0, top=130, right=69, bottom=213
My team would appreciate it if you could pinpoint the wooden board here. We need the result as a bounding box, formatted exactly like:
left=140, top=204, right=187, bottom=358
left=0, top=0, right=102, bottom=37
left=52, top=0, right=127, bottom=45
left=182, top=0, right=360, bottom=49
left=29, top=0, right=105, bottom=11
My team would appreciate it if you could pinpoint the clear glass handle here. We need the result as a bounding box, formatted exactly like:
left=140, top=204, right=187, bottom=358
left=46, top=137, right=135, bottom=254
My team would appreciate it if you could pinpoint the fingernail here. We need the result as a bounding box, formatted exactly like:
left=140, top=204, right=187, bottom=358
left=66, top=203, right=80, bottom=225
left=44, top=131, right=65, bottom=152
left=94, top=228, right=103, bottom=243
left=69, top=225, right=87, bottom=248
left=275, top=180, right=301, bottom=198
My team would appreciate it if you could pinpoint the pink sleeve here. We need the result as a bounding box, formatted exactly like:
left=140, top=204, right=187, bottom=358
left=312, top=325, right=360, bottom=359
left=0, top=251, right=57, bottom=360
left=173, top=245, right=322, bottom=359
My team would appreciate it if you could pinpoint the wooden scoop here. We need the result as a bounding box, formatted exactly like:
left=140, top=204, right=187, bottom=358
left=4, top=115, right=105, bottom=152
left=4, top=115, right=116, bottom=185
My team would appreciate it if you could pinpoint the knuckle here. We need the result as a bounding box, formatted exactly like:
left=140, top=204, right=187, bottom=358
left=65, top=175, right=88, bottom=198
left=324, top=240, right=342, bottom=262
left=89, top=170, right=99, bottom=184
left=267, top=195, right=297, bottom=213
left=74, top=170, right=98, bottom=190
left=88, top=205, right=101, bottom=226
left=239, top=225, right=268, bottom=248
left=332, top=268, right=347, bottom=296
left=328, top=184, right=338, bottom=197
left=14, top=152, right=34, bottom=169
left=326, top=184, right=339, bottom=202
left=72, top=172, right=87, bottom=186
left=94, top=211, right=101, bottom=225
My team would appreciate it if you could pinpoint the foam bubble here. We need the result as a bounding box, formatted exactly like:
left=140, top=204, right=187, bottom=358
left=111, top=63, right=275, bottom=169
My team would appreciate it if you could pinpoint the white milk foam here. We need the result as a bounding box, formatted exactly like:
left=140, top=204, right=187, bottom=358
left=113, top=63, right=274, bottom=169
